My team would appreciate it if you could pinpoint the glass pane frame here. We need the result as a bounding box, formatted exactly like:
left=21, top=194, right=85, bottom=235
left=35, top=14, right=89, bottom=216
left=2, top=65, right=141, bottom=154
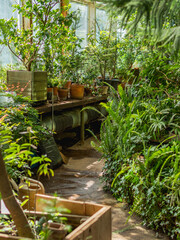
left=0, top=0, right=21, bottom=66
left=70, top=1, right=89, bottom=48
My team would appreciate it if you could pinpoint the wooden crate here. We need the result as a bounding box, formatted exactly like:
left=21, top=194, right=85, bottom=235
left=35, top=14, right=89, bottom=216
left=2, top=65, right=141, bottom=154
left=7, top=70, right=47, bottom=102
left=0, top=194, right=111, bottom=240
left=36, top=194, right=112, bottom=240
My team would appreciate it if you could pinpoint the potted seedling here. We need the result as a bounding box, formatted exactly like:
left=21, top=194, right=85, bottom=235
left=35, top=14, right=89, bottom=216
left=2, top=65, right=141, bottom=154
left=47, top=77, right=60, bottom=102
left=80, top=51, right=99, bottom=97
left=67, top=42, right=85, bottom=99
left=57, top=77, right=69, bottom=101
left=59, top=13, right=85, bottom=100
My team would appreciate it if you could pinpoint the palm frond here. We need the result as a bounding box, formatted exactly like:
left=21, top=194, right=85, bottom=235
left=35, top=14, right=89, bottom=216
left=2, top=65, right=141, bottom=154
left=98, top=0, right=180, bottom=53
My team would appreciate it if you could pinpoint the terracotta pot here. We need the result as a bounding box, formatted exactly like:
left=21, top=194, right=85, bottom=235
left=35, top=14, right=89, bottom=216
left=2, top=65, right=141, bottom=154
left=45, top=222, right=67, bottom=240
left=64, top=80, right=71, bottom=89
left=53, top=87, right=58, bottom=96
left=47, top=88, right=53, bottom=100
left=70, top=84, right=84, bottom=100
left=18, top=178, right=45, bottom=210
left=58, top=88, right=68, bottom=100
left=47, top=87, right=53, bottom=93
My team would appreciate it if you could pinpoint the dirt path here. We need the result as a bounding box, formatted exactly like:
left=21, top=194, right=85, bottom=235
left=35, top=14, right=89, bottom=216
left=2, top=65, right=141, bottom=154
left=41, top=137, right=169, bottom=240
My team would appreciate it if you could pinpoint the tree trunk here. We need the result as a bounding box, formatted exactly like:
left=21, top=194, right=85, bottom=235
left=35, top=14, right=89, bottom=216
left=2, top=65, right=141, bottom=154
left=0, top=150, right=34, bottom=239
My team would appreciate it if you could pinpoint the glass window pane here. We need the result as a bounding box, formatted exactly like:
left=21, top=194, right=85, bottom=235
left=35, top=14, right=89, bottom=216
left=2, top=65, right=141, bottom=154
left=96, top=8, right=108, bottom=37
left=70, top=1, right=88, bottom=48
left=0, top=0, right=20, bottom=66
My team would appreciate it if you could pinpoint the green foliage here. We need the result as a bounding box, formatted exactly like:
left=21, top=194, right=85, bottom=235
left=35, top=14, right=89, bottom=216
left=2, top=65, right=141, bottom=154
left=116, top=36, right=141, bottom=81
left=0, top=64, right=25, bottom=89
left=85, top=28, right=119, bottom=80
left=35, top=5, right=79, bottom=82
left=47, top=77, right=59, bottom=88
left=0, top=92, right=54, bottom=182
left=54, top=10, right=85, bottom=84
left=0, top=214, right=16, bottom=235
left=138, top=48, right=180, bottom=87
left=97, top=0, right=180, bottom=54
left=93, top=81, right=180, bottom=238
left=0, top=0, right=76, bottom=71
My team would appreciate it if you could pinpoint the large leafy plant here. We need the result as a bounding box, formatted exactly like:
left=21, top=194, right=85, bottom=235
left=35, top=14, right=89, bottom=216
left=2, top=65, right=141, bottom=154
left=60, top=11, right=85, bottom=84
left=0, top=90, right=54, bottom=181
left=0, top=0, right=74, bottom=71
left=85, top=27, right=120, bottom=80
left=92, top=80, right=179, bottom=238
left=97, top=0, right=180, bottom=54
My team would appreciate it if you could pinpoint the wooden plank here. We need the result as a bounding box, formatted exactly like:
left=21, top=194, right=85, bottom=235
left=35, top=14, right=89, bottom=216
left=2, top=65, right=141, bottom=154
left=36, top=194, right=86, bottom=216
left=6, top=80, right=32, bottom=91
left=35, top=96, right=107, bottom=114
left=85, top=202, right=103, bottom=216
left=7, top=71, right=47, bottom=102
left=31, top=81, right=46, bottom=88
left=65, top=206, right=111, bottom=240
left=25, top=211, right=89, bottom=227
left=7, top=70, right=32, bottom=80
left=0, top=233, right=31, bottom=240
left=98, top=206, right=112, bottom=240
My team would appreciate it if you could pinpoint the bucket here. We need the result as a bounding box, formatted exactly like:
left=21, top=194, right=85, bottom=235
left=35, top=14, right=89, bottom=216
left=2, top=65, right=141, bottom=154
left=19, top=178, right=45, bottom=210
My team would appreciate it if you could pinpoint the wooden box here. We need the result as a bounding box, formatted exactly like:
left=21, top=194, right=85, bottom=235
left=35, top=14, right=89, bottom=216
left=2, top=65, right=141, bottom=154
left=0, top=194, right=111, bottom=240
left=7, top=70, right=47, bottom=102
left=36, top=194, right=112, bottom=240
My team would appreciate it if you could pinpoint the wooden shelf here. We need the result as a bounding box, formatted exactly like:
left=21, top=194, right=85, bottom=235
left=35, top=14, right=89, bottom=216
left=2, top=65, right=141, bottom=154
left=35, top=95, right=107, bottom=114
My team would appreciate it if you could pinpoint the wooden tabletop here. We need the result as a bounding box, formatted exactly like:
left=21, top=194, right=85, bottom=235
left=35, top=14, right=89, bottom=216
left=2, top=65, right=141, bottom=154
left=35, top=95, right=107, bottom=114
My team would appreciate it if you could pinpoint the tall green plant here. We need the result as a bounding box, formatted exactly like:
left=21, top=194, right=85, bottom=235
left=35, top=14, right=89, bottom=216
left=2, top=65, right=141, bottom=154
left=0, top=92, right=54, bottom=181
left=93, top=81, right=179, bottom=238
left=0, top=0, right=75, bottom=71
left=85, top=27, right=120, bottom=80
left=97, top=0, right=180, bottom=54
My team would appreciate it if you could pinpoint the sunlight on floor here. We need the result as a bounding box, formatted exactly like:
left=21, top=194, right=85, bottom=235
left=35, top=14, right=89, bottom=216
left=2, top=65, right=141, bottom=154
left=86, top=160, right=100, bottom=170
left=84, top=180, right=95, bottom=190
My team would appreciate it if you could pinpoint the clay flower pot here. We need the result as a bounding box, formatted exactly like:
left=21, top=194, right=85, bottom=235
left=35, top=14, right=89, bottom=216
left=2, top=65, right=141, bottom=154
left=58, top=88, right=68, bottom=100
left=64, top=80, right=72, bottom=89
left=70, top=84, right=84, bottom=100
left=53, top=87, right=58, bottom=96
left=44, top=222, right=67, bottom=240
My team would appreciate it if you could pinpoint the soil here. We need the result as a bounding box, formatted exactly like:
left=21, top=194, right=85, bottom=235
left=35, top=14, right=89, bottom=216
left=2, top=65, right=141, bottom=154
left=41, top=137, right=169, bottom=240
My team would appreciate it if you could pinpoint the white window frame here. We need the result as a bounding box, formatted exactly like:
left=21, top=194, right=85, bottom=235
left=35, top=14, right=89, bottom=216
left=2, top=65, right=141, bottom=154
left=70, top=0, right=96, bottom=39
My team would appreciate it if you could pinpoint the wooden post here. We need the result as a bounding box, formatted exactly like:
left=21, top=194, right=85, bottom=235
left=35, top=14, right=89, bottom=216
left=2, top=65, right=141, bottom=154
left=88, top=1, right=96, bottom=36
left=61, top=0, right=69, bottom=17
left=81, top=109, right=85, bottom=145
left=22, top=0, right=32, bottom=31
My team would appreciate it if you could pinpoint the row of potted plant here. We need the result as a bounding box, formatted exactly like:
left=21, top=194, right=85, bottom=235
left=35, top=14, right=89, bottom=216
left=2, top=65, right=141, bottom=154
left=47, top=79, right=109, bottom=102
left=0, top=0, right=142, bottom=105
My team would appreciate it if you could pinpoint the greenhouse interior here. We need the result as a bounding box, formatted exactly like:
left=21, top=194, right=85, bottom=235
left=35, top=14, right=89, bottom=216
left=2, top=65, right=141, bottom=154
left=0, top=0, right=179, bottom=239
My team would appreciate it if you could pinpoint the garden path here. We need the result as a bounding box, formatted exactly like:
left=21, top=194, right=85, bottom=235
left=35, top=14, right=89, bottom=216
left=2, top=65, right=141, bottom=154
left=41, top=137, right=169, bottom=240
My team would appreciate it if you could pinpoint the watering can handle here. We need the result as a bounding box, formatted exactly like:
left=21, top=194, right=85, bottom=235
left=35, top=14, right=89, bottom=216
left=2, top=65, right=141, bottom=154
left=20, top=177, right=45, bottom=194
left=28, top=178, right=45, bottom=194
